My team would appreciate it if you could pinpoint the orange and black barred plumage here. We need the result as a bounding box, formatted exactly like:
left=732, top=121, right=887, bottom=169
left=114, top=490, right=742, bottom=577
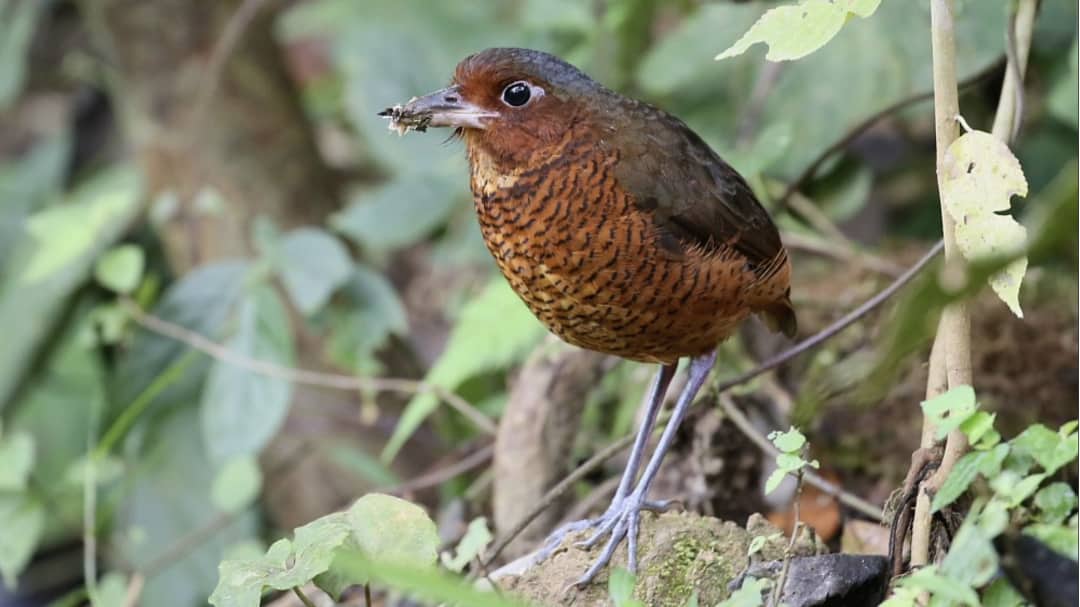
left=454, top=48, right=795, bottom=364
left=381, top=46, right=796, bottom=585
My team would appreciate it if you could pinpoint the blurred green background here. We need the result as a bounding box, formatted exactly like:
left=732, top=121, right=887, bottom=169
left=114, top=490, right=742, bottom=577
left=0, top=1, right=1076, bottom=606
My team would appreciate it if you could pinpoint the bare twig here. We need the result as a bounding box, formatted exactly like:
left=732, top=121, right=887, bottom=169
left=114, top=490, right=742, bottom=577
left=717, top=395, right=884, bottom=521
left=481, top=241, right=942, bottom=566
left=781, top=231, right=903, bottom=278
left=384, top=444, right=495, bottom=495
left=770, top=464, right=805, bottom=607
left=122, top=573, right=145, bottom=607
left=120, top=298, right=497, bottom=436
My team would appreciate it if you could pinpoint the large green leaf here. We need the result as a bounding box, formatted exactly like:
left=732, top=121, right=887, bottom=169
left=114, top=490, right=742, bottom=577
left=716, top=0, right=881, bottom=62
left=110, top=261, right=250, bottom=423
left=0, top=493, right=44, bottom=589
left=0, top=167, right=141, bottom=411
left=381, top=278, right=545, bottom=462
left=210, top=493, right=440, bottom=606
left=115, top=407, right=256, bottom=607
left=941, top=131, right=1029, bottom=317
left=639, top=1, right=1006, bottom=178
left=324, top=265, right=409, bottom=373
left=0, top=134, right=70, bottom=265
left=276, top=227, right=353, bottom=315
left=200, top=285, right=295, bottom=462
left=0, top=431, right=34, bottom=491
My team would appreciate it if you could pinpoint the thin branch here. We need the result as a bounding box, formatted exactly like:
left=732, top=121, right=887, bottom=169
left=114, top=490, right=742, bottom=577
left=781, top=231, right=903, bottom=278
left=775, top=57, right=1005, bottom=210
left=120, top=298, right=497, bottom=436
left=717, top=394, right=884, bottom=521
left=384, top=443, right=495, bottom=495
left=481, top=241, right=942, bottom=566
left=293, top=586, right=317, bottom=607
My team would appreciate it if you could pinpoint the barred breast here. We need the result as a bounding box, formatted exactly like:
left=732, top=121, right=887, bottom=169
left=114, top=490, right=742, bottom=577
left=466, top=128, right=784, bottom=365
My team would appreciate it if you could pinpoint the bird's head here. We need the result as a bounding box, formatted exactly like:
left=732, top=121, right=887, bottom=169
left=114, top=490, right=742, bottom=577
left=383, top=48, right=606, bottom=165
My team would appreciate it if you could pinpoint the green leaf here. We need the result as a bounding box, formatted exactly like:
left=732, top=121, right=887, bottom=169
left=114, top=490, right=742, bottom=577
left=941, top=520, right=998, bottom=588
left=201, top=285, right=295, bottom=462
left=717, top=577, right=769, bottom=607
left=324, top=266, right=409, bottom=373
left=765, top=469, right=787, bottom=495
left=932, top=445, right=1009, bottom=513
left=0, top=431, right=34, bottom=490
left=333, top=172, right=466, bottom=253
left=921, top=385, right=978, bottom=440
left=895, top=565, right=978, bottom=607
left=0, top=168, right=141, bottom=411
left=959, top=411, right=996, bottom=447
left=211, top=456, right=263, bottom=514
left=1011, top=424, right=1079, bottom=475
left=382, top=278, right=544, bottom=461
left=116, top=408, right=257, bottom=607
left=441, top=517, right=493, bottom=573
left=0, top=493, right=44, bottom=588
left=775, top=452, right=806, bottom=473
left=608, top=568, right=643, bottom=607
left=941, top=130, right=1029, bottom=316
left=0, top=0, right=42, bottom=109
left=770, top=427, right=807, bottom=453
left=1023, top=524, right=1079, bottom=560
left=346, top=493, right=439, bottom=573
left=990, top=471, right=1047, bottom=508
left=1047, top=37, right=1078, bottom=129
left=981, top=578, right=1026, bottom=607
left=277, top=228, right=353, bottom=315
left=1033, top=482, right=1078, bottom=525
left=93, top=572, right=129, bottom=607
left=716, top=0, right=882, bottom=62
left=94, top=245, right=145, bottom=294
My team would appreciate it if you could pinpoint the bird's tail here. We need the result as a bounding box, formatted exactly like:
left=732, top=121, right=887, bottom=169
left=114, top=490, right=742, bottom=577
left=758, top=293, right=797, bottom=338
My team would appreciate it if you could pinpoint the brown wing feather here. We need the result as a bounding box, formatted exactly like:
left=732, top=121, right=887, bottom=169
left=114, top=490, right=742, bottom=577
left=601, top=99, right=797, bottom=336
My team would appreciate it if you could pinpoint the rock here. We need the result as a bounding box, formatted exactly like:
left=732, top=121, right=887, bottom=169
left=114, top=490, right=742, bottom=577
left=733, top=554, right=888, bottom=607
left=495, top=511, right=754, bottom=607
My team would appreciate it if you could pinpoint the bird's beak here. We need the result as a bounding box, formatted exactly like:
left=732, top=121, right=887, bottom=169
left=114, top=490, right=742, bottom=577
left=384, top=85, right=498, bottom=131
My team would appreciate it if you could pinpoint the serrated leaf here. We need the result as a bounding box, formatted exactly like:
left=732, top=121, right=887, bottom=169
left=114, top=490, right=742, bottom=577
left=441, top=517, right=493, bottom=573
left=0, top=493, right=44, bottom=588
left=921, top=385, right=978, bottom=440
left=210, top=513, right=353, bottom=607
left=716, top=0, right=881, bottom=62
left=1011, top=424, right=1079, bottom=475
left=277, top=228, right=353, bottom=315
left=381, top=279, right=544, bottom=462
left=347, top=493, right=438, bottom=568
left=770, top=427, right=807, bottom=453
left=211, top=456, right=263, bottom=514
left=94, top=245, right=145, bottom=294
left=765, top=469, right=787, bottom=495
left=201, top=285, right=295, bottom=462
left=0, top=431, right=34, bottom=490
left=941, top=130, right=1029, bottom=316
left=1033, top=482, right=1078, bottom=525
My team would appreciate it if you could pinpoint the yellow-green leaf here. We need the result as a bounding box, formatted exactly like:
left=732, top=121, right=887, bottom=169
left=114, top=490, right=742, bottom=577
left=941, top=130, right=1029, bottom=317
left=716, top=0, right=881, bottom=62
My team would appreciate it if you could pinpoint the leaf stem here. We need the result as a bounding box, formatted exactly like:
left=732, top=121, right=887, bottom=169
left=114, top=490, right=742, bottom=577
left=293, top=586, right=317, bottom=607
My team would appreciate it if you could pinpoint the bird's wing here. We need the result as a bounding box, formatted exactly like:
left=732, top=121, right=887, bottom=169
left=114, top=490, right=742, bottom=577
left=603, top=101, right=786, bottom=279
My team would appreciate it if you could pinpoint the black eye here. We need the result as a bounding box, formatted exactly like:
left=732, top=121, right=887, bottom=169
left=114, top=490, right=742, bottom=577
left=501, top=81, right=531, bottom=107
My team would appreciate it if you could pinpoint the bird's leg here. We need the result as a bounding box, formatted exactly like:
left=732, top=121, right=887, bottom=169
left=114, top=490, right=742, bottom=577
left=534, top=363, right=676, bottom=561
left=573, top=350, right=717, bottom=587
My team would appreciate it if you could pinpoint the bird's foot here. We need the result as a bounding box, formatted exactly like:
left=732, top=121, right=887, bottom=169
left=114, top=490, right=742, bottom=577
left=535, top=492, right=677, bottom=587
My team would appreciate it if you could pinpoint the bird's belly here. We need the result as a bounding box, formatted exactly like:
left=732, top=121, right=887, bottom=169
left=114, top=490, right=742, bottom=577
left=479, top=211, right=750, bottom=364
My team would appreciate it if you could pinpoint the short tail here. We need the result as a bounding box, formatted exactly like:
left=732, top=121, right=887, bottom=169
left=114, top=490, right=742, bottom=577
left=758, top=294, right=797, bottom=338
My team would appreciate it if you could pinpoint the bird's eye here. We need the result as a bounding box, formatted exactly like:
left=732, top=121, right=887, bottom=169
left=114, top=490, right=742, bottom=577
left=501, top=81, right=532, bottom=107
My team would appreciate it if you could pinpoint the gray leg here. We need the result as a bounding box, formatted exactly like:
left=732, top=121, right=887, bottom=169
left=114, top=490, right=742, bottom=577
left=574, top=351, right=718, bottom=586
left=535, top=363, right=676, bottom=561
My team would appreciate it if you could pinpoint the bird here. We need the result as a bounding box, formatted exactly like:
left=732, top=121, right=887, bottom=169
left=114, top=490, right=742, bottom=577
left=380, top=47, right=796, bottom=586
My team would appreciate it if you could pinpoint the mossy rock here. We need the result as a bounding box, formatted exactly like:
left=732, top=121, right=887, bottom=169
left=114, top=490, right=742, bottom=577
left=497, top=511, right=761, bottom=606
